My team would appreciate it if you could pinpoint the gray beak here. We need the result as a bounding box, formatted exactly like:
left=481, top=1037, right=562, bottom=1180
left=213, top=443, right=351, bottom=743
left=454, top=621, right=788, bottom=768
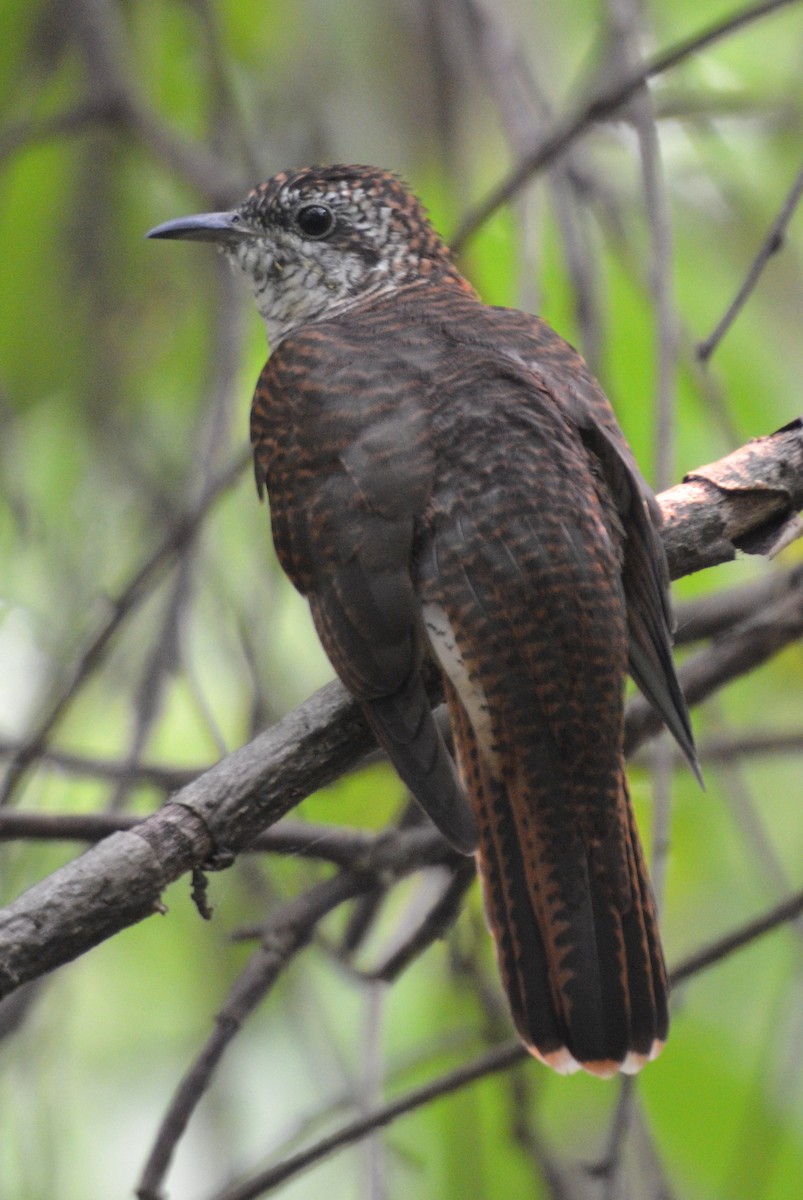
left=146, top=211, right=248, bottom=243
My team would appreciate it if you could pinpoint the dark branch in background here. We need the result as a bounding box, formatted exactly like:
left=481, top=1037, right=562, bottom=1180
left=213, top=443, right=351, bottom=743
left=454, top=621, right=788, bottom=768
left=0, top=741, right=202, bottom=791
left=11, top=717, right=803, bottom=842
left=365, top=859, right=477, bottom=984
left=135, top=825, right=466, bottom=1199
left=629, top=727, right=803, bottom=772
left=674, top=564, right=803, bottom=644
left=207, top=1044, right=528, bottom=1200
left=603, top=0, right=679, bottom=492
left=697, top=158, right=803, bottom=362
left=0, top=0, right=242, bottom=197
left=136, top=871, right=371, bottom=1200
left=604, top=0, right=680, bottom=925
left=460, top=0, right=606, bottom=370
left=710, top=703, right=803, bottom=956
left=108, top=258, right=246, bottom=811
left=625, top=574, right=803, bottom=756
left=0, top=423, right=800, bottom=1002
left=671, top=886, right=803, bottom=983
left=66, top=0, right=247, bottom=202
left=690, top=729, right=803, bottom=764
left=335, top=799, right=433, bottom=957
left=452, top=0, right=801, bottom=252
left=181, top=884, right=803, bottom=1200
left=0, top=813, right=446, bottom=869
left=0, top=450, right=248, bottom=808
left=108, top=555, right=196, bottom=812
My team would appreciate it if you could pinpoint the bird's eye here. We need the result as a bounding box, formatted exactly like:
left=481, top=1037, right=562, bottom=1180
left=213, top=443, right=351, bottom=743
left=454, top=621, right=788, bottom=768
left=296, top=203, right=335, bottom=239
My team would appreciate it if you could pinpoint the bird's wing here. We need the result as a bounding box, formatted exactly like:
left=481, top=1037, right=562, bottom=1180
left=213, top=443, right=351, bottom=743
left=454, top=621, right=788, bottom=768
left=416, top=387, right=667, bottom=1071
left=250, top=326, right=477, bottom=853
left=577, top=417, right=701, bottom=780
left=439, top=303, right=700, bottom=779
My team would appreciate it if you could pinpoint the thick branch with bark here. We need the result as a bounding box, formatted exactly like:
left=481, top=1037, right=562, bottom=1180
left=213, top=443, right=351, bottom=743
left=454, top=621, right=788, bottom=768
left=659, top=418, right=803, bottom=574
left=0, top=422, right=801, bottom=1000
left=177, top=882, right=803, bottom=1200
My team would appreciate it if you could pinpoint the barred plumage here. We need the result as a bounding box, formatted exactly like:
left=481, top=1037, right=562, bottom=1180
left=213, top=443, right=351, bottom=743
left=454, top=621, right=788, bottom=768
left=148, top=164, right=699, bottom=1075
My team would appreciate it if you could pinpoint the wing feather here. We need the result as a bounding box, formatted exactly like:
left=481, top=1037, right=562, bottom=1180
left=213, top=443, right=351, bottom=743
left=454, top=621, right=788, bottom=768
left=251, top=326, right=476, bottom=852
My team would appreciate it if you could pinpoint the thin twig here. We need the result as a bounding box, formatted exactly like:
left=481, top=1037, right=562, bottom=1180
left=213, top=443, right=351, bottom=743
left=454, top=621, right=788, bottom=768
left=64, top=0, right=244, bottom=201
left=459, top=0, right=604, bottom=366
left=204, top=889, right=803, bottom=1200
left=605, top=0, right=679, bottom=927
left=697, top=158, right=803, bottom=362
left=0, top=742, right=202, bottom=791
left=506, top=1068, right=574, bottom=1200
left=631, top=728, right=803, bottom=769
left=136, top=872, right=370, bottom=1200
left=674, top=565, right=803, bottom=644
left=207, top=1042, right=527, bottom=1200
left=154, top=877, right=787, bottom=1200
left=591, top=1075, right=635, bottom=1195
left=691, top=729, right=803, bottom=763
left=625, top=577, right=803, bottom=756
left=0, top=811, right=455, bottom=873
left=108, top=256, right=245, bottom=811
left=671, top=886, right=803, bottom=984
left=366, top=859, right=476, bottom=983
left=452, top=0, right=801, bottom=251
left=0, top=450, right=248, bottom=807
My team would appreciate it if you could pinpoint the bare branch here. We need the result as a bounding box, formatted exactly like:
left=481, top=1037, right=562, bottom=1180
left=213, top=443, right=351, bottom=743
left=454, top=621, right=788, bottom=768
left=697, top=159, right=803, bottom=362
left=625, top=576, right=803, bottom=756
left=630, top=727, right=803, bottom=770
left=690, top=729, right=803, bottom=764
left=0, top=426, right=800, bottom=999
left=0, top=450, right=248, bottom=807
left=452, top=0, right=801, bottom=252
left=366, top=859, right=476, bottom=983
left=659, top=418, right=803, bottom=577
left=0, top=812, right=454, bottom=872
left=671, top=886, right=803, bottom=984
left=177, top=885, right=803, bottom=1200
left=674, top=565, right=803, bottom=644
left=64, top=0, right=245, bottom=201
left=0, top=742, right=201, bottom=791
left=136, top=872, right=369, bottom=1200
left=207, top=1042, right=527, bottom=1200
left=137, top=829, right=465, bottom=1198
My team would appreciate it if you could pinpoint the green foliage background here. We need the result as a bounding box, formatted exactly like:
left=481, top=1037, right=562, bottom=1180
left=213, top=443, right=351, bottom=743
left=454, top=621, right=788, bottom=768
left=1, top=1, right=803, bottom=1198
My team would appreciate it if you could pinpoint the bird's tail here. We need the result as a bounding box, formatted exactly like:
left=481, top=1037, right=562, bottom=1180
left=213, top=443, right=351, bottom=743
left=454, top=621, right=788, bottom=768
left=446, top=682, right=668, bottom=1077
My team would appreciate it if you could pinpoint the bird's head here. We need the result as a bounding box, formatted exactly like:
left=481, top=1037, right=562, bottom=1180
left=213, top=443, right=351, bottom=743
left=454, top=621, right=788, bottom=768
left=147, top=164, right=466, bottom=347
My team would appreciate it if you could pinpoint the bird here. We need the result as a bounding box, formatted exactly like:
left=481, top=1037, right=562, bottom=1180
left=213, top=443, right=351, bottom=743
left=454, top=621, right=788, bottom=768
left=148, top=164, right=699, bottom=1078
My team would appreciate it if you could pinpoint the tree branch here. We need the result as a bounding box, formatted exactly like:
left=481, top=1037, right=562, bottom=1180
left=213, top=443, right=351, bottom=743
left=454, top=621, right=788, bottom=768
left=209, top=1042, right=527, bottom=1200
left=697, top=158, right=803, bottom=362
left=452, top=0, right=801, bottom=252
left=0, top=450, right=248, bottom=807
left=0, top=423, right=801, bottom=1000
left=659, top=418, right=803, bottom=576
left=625, top=569, right=803, bottom=756
left=201, top=884, right=803, bottom=1200
left=136, top=871, right=371, bottom=1200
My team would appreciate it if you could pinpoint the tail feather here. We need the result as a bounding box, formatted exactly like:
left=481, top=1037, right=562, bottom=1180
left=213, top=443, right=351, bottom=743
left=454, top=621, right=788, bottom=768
left=620, top=795, right=669, bottom=1059
left=445, top=683, right=567, bottom=1059
left=445, top=679, right=667, bottom=1076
